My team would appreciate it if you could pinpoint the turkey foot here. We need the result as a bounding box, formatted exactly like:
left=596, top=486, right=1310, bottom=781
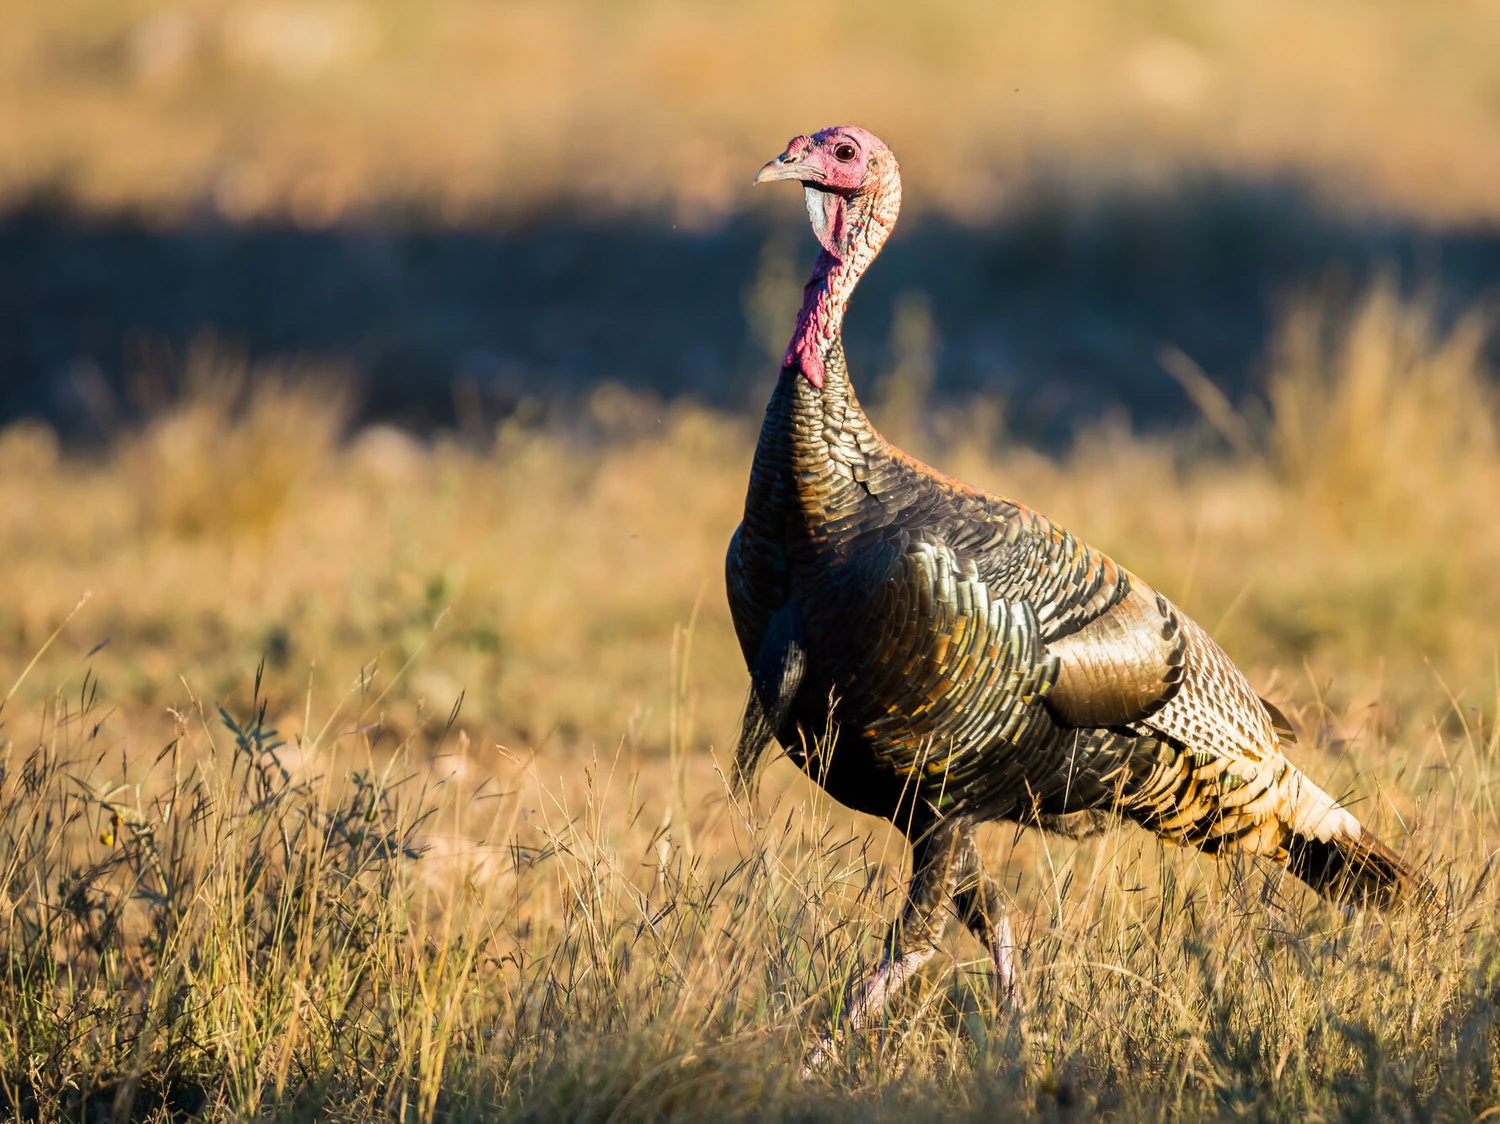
left=802, top=948, right=937, bottom=1076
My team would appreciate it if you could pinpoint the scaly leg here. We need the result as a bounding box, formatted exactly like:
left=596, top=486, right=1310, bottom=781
left=804, top=818, right=967, bottom=1072
left=952, top=848, right=1018, bottom=997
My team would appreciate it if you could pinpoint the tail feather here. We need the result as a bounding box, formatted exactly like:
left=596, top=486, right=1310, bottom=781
left=1284, top=827, right=1419, bottom=909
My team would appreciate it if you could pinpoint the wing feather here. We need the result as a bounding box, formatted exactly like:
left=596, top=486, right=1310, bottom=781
left=1045, top=577, right=1186, bottom=727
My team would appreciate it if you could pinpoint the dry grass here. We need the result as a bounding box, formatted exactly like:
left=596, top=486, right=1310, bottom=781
left=6, top=0, right=1500, bottom=224
left=2, top=281, right=1499, bottom=1119
left=2, top=676, right=1496, bottom=1121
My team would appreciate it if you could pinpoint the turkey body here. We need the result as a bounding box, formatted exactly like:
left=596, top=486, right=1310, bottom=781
left=728, top=340, right=1322, bottom=862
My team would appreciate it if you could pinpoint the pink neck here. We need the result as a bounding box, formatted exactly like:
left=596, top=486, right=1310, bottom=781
left=783, top=250, right=860, bottom=389
left=782, top=181, right=900, bottom=390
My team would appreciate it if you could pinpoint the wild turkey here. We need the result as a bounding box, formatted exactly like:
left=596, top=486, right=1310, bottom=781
left=727, top=125, right=1418, bottom=1053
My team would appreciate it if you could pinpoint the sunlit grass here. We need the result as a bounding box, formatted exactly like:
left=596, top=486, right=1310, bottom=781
left=0, top=639, right=1495, bottom=1119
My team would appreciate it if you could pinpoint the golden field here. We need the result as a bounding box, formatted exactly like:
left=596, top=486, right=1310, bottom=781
left=2, top=280, right=1499, bottom=1119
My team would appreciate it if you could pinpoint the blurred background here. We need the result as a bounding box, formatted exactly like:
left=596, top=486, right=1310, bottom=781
left=3, top=0, right=1499, bottom=766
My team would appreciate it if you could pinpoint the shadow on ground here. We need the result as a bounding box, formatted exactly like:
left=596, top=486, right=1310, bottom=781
left=4, top=175, right=1497, bottom=443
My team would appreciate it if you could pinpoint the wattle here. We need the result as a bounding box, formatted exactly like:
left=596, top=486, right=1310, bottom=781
left=784, top=337, right=826, bottom=389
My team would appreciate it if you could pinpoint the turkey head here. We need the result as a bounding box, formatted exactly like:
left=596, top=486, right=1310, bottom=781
left=753, top=126, right=897, bottom=261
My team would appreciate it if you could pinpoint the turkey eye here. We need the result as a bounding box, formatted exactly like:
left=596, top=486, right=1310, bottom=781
left=834, top=143, right=857, bottom=162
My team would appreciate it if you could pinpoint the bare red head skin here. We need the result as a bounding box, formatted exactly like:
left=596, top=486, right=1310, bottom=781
left=754, top=126, right=902, bottom=389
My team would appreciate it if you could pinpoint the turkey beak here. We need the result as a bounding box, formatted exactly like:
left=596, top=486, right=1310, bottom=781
left=754, top=151, right=810, bottom=185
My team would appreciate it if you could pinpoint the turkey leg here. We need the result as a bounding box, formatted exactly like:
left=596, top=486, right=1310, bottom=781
left=806, top=818, right=994, bottom=1071
left=951, top=844, right=1018, bottom=996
